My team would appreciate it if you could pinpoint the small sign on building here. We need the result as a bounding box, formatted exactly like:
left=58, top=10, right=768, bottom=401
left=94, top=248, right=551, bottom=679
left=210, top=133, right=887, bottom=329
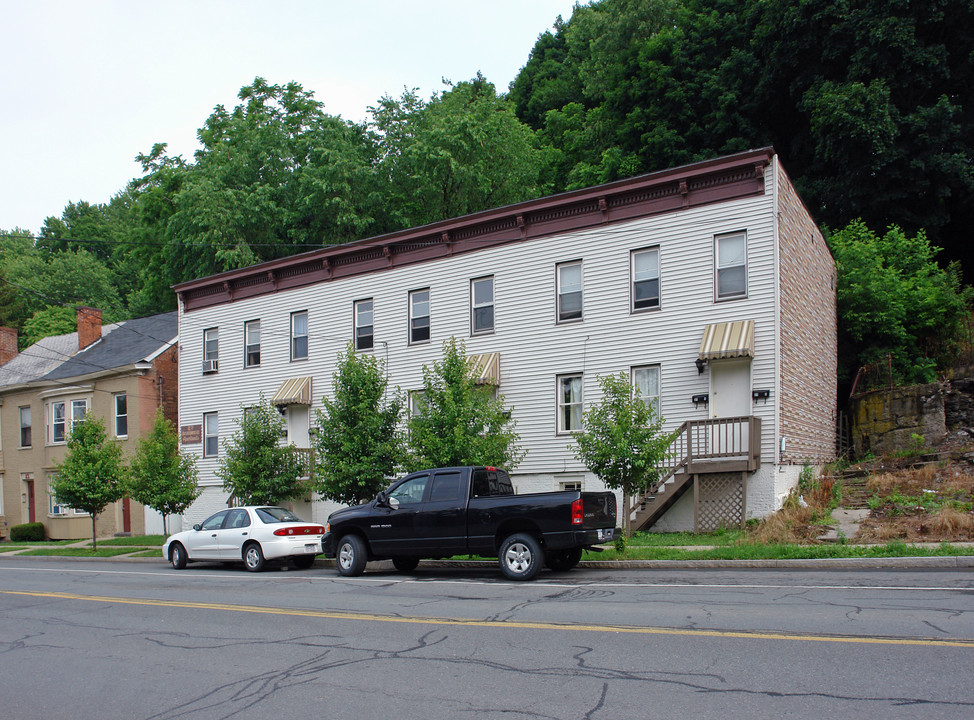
left=180, top=424, right=202, bottom=444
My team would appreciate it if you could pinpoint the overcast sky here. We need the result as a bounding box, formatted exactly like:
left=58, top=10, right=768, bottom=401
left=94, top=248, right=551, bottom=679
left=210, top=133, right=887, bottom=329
left=1, top=0, right=580, bottom=235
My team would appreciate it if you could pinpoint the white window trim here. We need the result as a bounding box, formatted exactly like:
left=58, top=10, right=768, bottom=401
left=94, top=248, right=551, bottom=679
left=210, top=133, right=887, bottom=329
left=203, top=412, right=219, bottom=458
left=291, top=310, right=309, bottom=361
left=19, top=406, right=31, bottom=448
left=631, top=246, right=661, bottom=312
left=556, top=373, right=584, bottom=435
left=409, top=288, right=431, bottom=345
left=244, top=319, right=261, bottom=367
left=715, top=231, right=748, bottom=301
left=632, top=365, right=661, bottom=416
left=114, top=393, right=128, bottom=438
left=203, top=327, right=219, bottom=362
left=470, top=275, right=495, bottom=335
left=556, top=261, right=583, bottom=323
left=354, top=298, right=374, bottom=351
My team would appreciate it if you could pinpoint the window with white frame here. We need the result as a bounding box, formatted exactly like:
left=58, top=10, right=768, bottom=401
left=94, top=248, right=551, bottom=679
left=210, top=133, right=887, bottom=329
left=19, top=406, right=31, bottom=447
left=51, top=401, right=66, bottom=443
left=557, top=374, right=583, bottom=433
left=291, top=311, right=309, bottom=361
left=409, top=390, right=427, bottom=417
left=560, top=480, right=583, bottom=492
left=632, top=365, right=661, bottom=415
left=631, top=247, right=660, bottom=311
left=203, top=327, right=219, bottom=373
left=556, top=261, right=583, bottom=322
left=716, top=232, right=747, bottom=299
left=71, top=399, right=88, bottom=430
left=244, top=320, right=261, bottom=367
left=114, top=394, right=128, bottom=437
left=409, top=289, right=430, bottom=344
left=203, top=412, right=219, bottom=457
left=470, top=276, right=494, bottom=335
left=354, top=299, right=374, bottom=351
left=49, top=475, right=67, bottom=516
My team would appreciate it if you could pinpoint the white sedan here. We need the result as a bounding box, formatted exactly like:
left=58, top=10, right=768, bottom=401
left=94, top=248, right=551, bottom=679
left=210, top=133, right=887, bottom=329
left=163, top=506, right=324, bottom=572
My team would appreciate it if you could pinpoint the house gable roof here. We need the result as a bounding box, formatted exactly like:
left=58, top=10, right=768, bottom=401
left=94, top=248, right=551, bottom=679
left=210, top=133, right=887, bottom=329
left=175, top=148, right=774, bottom=313
left=0, top=332, right=82, bottom=388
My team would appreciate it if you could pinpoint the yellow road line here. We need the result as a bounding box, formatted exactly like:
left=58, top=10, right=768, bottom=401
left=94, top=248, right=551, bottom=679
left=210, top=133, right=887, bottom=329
left=4, top=589, right=974, bottom=648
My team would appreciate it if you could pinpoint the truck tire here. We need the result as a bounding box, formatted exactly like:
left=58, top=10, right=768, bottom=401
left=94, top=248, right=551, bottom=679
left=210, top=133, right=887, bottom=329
left=336, top=534, right=367, bottom=577
left=545, top=547, right=582, bottom=572
left=499, top=533, right=542, bottom=581
left=392, top=556, right=420, bottom=573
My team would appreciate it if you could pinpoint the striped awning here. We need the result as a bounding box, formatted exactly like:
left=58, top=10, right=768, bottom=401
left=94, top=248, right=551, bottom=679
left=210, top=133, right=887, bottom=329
left=467, top=352, right=500, bottom=386
left=699, top=320, right=755, bottom=360
left=271, top=376, right=312, bottom=406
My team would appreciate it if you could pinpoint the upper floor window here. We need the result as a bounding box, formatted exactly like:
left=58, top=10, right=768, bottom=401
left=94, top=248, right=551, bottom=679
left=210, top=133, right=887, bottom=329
left=114, top=394, right=128, bottom=438
left=19, top=406, right=31, bottom=448
left=631, top=248, right=660, bottom=311
left=470, top=276, right=494, bottom=335
left=244, top=320, right=261, bottom=367
left=632, top=365, right=661, bottom=415
left=354, top=299, right=374, bottom=351
left=71, top=400, right=88, bottom=430
left=716, top=232, right=747, bottom=300
left=409, top=289, right=430, bottom=344
left=291, top=311, right=309, bottom=361
left=51, top=401, right=66, bottom=443
left=408, top=390, right=426, bottom=418
left=557, top=374, right=583, bottom=434
left=203, top=328, right=219, bottom=374
left=556, top=261, right=583, bottom=322
left=203, top=412, right=219, bottom=457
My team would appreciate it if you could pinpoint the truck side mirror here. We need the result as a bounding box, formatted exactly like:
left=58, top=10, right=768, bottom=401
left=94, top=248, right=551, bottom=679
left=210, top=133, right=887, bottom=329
left=375, top=491, right=388, bottom=507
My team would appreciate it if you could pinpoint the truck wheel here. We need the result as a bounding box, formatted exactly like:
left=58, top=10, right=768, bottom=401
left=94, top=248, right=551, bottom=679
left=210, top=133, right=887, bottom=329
left=499, top=533, right=542, bottom=581
left=545, top=547, right=583, bottom=572
left=336, top=534, right=367, bottom=576
left=392, top=556, right=420, bottom=573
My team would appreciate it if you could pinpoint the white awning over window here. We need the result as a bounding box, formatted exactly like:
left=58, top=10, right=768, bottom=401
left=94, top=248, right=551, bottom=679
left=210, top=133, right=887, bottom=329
left=467, top=352, right=500, bottom=386
left=698, top=320, right=754, bottom=360
left=271, top=376, right=312, bottom=406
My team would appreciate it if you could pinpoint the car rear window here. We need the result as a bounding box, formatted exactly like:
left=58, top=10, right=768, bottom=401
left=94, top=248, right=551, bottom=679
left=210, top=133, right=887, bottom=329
left=472, top=469, right=514, bottom=497
left=255, top=507, right=302, bottom=523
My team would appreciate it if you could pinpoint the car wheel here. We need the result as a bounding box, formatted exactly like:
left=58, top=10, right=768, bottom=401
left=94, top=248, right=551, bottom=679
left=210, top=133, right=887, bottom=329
left=243, top=543, right=266, bottom=572
left=336, top=534, right=367, bottom=577
left=292, top=555, right=316, bottom=570
left=170, top=542, right=187, bottom=570
left=392, top=556, right=420, bottom=573
left=499, top=533, right=542, bottom=581
left=545, top=547, right=583, bottom=572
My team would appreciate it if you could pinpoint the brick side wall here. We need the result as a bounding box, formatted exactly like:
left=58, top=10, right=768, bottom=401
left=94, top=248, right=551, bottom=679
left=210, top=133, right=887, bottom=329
left=150, top=345, right=180, bottom=423
left=777, top=163, right=837, bottom=463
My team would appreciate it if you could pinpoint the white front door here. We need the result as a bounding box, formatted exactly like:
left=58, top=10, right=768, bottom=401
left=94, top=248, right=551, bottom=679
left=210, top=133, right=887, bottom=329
left=710, top=359, right=751, bottom=453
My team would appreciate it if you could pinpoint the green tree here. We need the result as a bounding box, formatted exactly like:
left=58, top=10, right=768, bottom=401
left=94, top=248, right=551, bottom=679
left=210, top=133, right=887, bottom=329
left=128, top=410, right=201, bottom=536
left=407, top=337, right=525, bottom=471
left=313, top=346, right=404, bottom=505
left=217, top=395, right=308, bottom=505
left=50, top=415, right=125, bottom=550
left=571, top=372, right=674, bottom=534
left=828, top=219, right=969, bottom=387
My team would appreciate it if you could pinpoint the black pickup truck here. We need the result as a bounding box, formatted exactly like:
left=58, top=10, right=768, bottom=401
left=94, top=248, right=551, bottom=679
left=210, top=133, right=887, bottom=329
left=322, top=466, right=617, bottom=581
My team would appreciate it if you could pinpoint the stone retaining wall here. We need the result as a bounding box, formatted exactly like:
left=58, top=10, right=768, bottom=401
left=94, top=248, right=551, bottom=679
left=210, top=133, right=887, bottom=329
left=850, top=383, right=946, bottom=456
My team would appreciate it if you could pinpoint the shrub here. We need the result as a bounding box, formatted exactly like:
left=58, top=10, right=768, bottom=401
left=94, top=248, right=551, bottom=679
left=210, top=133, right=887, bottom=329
left=10, top=522, right=45, bottom=542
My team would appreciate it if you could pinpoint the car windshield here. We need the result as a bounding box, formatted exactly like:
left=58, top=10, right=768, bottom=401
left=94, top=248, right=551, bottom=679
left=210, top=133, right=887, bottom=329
left=255, top=507, right=303, bottom=523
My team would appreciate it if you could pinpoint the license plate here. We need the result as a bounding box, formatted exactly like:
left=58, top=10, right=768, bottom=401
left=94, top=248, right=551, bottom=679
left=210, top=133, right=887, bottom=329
left=597, top=529, right=610, bottom=541
left=305, top=543, right=318, bottom=553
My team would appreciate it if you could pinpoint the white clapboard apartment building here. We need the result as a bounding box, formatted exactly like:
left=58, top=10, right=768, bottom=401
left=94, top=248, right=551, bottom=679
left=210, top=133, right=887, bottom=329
left=173, top=148, right=836, bottom=533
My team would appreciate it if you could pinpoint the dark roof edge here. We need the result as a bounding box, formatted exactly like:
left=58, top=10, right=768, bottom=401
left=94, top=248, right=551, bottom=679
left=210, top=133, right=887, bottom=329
left=175, top=147, right=774, bottom=311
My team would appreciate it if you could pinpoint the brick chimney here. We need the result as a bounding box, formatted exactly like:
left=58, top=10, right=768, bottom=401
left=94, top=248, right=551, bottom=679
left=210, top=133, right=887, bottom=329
left=77, top=307, right=102, bottom=350
left=0, top=326, right=17, bottom=365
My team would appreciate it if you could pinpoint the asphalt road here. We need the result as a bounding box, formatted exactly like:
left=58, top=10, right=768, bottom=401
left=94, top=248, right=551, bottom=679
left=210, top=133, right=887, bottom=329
left=1, top=559, right=972, bottom=720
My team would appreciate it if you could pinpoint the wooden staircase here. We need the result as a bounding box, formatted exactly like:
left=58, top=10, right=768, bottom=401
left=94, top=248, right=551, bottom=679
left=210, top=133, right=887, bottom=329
left=627, top=416, right=762, bottom=532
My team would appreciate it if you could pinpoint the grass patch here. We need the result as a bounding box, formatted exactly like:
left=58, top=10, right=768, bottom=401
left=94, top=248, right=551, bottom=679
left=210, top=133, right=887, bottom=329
left=129, top=549, right=165, bottom=558
left=626, top=530, right=744, bottom=546
left=584, top=541, right=974, bottom=562
left=98, top=535, right=166, bottom=547
left=17, top=547, right=144, bottom=558
left=0, top=546, right=27, bottom=553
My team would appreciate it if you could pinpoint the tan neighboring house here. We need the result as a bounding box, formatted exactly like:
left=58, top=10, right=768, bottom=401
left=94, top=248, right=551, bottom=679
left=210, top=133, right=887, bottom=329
left=0, top=308, right=178, bottom=540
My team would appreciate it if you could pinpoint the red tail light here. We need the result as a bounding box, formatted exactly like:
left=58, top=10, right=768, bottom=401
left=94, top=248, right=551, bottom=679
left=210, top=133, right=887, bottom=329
left=273, top=525, right=325, bottom=536
left=571, top=498, right=583, bottom=525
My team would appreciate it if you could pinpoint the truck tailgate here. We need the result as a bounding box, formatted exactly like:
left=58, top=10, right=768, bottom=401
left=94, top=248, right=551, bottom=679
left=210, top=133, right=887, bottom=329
left=582, top=492, right=616, bottom=527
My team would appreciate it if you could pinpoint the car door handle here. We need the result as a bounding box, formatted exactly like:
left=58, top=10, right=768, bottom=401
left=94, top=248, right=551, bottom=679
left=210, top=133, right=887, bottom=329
left=241, top=532, right=247, bottom=536
left=210, top=533, right=218, bottom=537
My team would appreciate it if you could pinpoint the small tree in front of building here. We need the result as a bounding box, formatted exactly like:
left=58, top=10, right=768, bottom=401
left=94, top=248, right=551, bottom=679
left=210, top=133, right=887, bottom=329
left=128, top=410, right=201, bottom=536
left=50, top=414, right=125, bottom=550
left=407, top=337, right=525, bottom=471
left=217, top=395, right=308, bottom=505
left=571, top=372, right=674, bottom=535
left=313, top=345, right=404, bottom=506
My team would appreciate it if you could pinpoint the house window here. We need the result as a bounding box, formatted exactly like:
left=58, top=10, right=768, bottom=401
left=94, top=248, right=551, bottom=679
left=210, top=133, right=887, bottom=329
left=19, top=406, right=31, bottom=447
left=632, top=365, right=661, bottom=415
left=51, top=401, right=66, bottom=443
left=203, top=412, right=219, bottom=457
left=354, top=299, right=374, bottom=351
left=716, top=232, right=747, bottom=299
left=631, top=247, right=660, bottom=311
left=49, top=476, right=66, bottom=516
left=291, top=311, right=309, bottom=361
left=556, top=261, right=583, bottom=322
left=470, top=276, right=494, bottom=335
left=560, top=481, right=582, bottom=492
left=557, top=374, right=583, bottom=434
left=203, top=328, right=219, bottom=373
left=409, top=289, right=430, bottom=344
left=71, top=400, right=88, bottom=430
left=409, top=390, right=426, bottom=417
left=114, top=394, right=128, bottom=437
left=244, top=320, right=261, bottom=367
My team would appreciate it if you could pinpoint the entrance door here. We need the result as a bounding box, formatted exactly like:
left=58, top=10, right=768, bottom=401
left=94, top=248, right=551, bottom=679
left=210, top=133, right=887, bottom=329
left=26, top=480, right=35, bottom=523
left=122, top=497, right=131, bottom=533
left=710, top=359, right=751, bottom=453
